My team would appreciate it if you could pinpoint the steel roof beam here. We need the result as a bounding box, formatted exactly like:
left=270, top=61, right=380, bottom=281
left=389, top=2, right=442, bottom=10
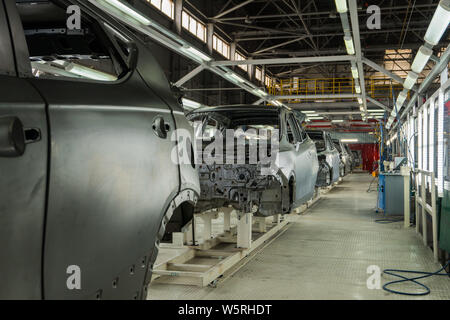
left=210, top=55, right=356, bottom=67
left=349, top=0, right=368, bottom=114
left=213, top=0, right=255, bottom=19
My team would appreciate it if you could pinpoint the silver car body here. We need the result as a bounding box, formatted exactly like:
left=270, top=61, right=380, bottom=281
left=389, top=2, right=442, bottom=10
left=188, top=106, right=319, bottom=216
left=333, top=139, right=352, bottom=176
left=307, top=130, right=340, bottom=186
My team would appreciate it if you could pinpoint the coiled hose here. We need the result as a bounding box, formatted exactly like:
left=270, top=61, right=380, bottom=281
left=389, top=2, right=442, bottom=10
left=383, top=260, right=450, bottom=296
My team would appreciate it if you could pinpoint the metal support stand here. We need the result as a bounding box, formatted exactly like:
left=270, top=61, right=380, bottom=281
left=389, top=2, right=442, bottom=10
left=237, top=211, right=253, bottom=249
left=402, top=167, right=411, bottom=228
left=222, top=207, right=232, bottom=232
left=415, top=170, right=439, bottom=261
left=255, top=217, right=267, bottom=233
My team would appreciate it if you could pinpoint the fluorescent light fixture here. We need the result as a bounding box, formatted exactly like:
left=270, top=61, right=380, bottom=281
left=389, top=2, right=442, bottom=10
left=368, top=109, right=384, bottom=113
left=344, top=36, right=355, bottom=55
left=397, top=90, right=408, bottom=107
left=355, top=84, right=361, bottom=94
left=308, top=116, right=325, bottom=120
left=102, top=0, right=151, bottom=25
left=341, top=139, right=358, bottom=143
left=272, top=100, right=283, bottom=106
left=332, top=119, right=344, bottom=123
left=252, top=88, right=267, bottom=96
left=64, top=63, right=118, bottom=81
left=403, top=71, right=419, bottom=89
left=351, top=66, right=359, bottom=79
left=411, top=45, right=433, bottom=73
left=424, top=0, right=450, bottom=46
left=182, top=98, right=202, bottom=109
left=335, top=0, right=348, bottom=13
left=31, top=61, right=83, bottom=79
left=225, top=72, right=245, bottom=83
left=182, top=46, right=212, bottom=62
left=302, top=111, right=317, bottom=114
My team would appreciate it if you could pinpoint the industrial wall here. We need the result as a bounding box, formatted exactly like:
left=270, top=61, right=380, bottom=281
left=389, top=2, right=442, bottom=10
left=128, top=0, right=258, bottom=107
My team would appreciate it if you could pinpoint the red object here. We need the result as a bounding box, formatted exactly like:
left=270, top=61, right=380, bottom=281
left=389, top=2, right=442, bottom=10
left=348, top=143, right=379, bottom=172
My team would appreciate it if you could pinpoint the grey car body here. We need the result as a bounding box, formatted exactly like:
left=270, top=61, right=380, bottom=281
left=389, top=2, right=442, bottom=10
left=332, top=139, right=352, bottom=176
left=0, top=0, right=199, bottom=299
left=187, top=106, right=319, bottom=217
left=344, top=144, right=355, bottom=171
left=306, top=130, right=340, bottom=187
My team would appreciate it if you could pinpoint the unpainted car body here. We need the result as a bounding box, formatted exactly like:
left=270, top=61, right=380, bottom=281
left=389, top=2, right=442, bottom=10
left=332, top=139, right=352, bottom=177
left=187, top=106, right=319, bottom=217
left=306, top=130, right=340, bottom=187
left=344, top=144, right=355, bottom=171
left=0, top=0, right=199, bottom=299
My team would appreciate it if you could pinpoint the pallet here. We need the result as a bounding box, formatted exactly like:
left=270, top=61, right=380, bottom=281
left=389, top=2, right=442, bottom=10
left=151, top=181, right=340, bottom=287
left=152, top=213, right=289, bottom=287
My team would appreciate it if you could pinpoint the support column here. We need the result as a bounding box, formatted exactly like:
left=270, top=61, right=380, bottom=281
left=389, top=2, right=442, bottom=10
left=207, top=23, right=214, bottom=55
left=415, top=173, right=420, bottom=234
left=230, top=42, right=236, bottom=63
left=431, top=174, right=438, bottom=261
left=421, top=172, right=427, bottom=246
left=272, top=214, right=280, bottom=224
left=184, top=221, right=193, bottom=245
left=222, top=207, right=232, bottom=232
left=174, top=0, right=183, bottom=35
left=248, top=57, right=254, bottom=80
left=403, top=167, right=411, bottom=229
left=237, top=212, right=252, bottom=249
left=201, top=213, right=213, bottom=243
left=255, top=217, right=267, bottom=233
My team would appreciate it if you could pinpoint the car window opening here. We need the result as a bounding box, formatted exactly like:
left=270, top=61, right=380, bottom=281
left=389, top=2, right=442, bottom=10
left=16, top=0, right=127, bottom=82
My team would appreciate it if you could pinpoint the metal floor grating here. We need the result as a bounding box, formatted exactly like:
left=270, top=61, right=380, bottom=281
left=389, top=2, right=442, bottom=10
left=148, top=174, right=450, bottom=300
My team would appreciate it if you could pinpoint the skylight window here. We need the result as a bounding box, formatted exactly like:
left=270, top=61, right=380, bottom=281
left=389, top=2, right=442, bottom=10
left=235, top=51, right=247, bottom=72
left=182, top=10, right=206, bottom=42
left=148, top=0, right=174, bottom=19
left=255, top=67, right=262, bottom=82
left=213, top=34, right=230, bottom=59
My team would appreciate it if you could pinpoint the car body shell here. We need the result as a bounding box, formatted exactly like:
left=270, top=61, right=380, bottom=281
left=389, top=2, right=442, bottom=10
left=306, top=130, right=340, bottom=186
left=0, top=0, right=199, bottom=299
left=333, top=139, right=352, bottom=176
left=187, top=106, right=319, bottom=216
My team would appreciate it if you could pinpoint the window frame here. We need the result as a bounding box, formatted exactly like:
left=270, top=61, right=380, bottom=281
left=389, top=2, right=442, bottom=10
left=181, top=10, right=206, bottom=43
left=0, top=3, right=16, bottom=77
left=234, top=51, right=248, bottom=72
left=255, top=67, right=262, bottom=82
left=9, top=0, right=135, bottom=84
left=286, top=113, right=301, bottom=145
left=213, top=34, right=230, bottom=59
left=148, top=0, right=175, bottom=20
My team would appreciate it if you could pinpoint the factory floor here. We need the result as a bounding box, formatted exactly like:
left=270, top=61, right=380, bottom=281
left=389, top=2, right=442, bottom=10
left=148, top=173, right=450, bottom=300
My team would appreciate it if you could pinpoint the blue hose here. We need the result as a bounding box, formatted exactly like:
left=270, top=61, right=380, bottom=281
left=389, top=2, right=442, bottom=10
left=383, top=260, right=450, bottom=296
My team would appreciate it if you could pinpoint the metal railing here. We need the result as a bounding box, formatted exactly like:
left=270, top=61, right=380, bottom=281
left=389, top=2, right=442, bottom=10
left=415, top=169, right=439, bottom=261
left=266, top=77, right=407, bottom=101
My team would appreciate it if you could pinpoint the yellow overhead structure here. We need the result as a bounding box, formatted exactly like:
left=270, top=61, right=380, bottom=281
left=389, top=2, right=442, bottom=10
left=266, top=77, right=407, bottom=102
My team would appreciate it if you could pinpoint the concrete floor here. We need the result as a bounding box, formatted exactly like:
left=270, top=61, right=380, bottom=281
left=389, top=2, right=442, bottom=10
left=148, top=173, right=450, bottom=300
